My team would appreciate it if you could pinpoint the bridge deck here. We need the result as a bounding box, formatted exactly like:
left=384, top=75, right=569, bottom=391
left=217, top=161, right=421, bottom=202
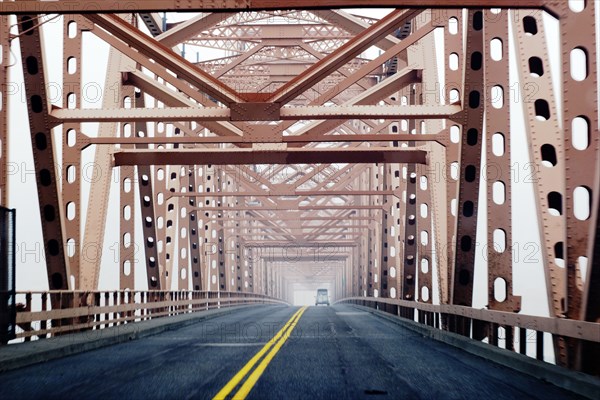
left=0, top=305, right=584, bottom=399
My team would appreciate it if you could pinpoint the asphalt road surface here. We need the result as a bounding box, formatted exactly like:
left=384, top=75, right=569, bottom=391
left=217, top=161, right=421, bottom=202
left=0, top=305, right=584, bottom=399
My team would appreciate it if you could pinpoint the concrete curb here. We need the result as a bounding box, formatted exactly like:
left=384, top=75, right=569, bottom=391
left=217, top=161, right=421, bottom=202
left=0, top=304, right=278, bottom=373
left=350, top=304, right=600, bottom=400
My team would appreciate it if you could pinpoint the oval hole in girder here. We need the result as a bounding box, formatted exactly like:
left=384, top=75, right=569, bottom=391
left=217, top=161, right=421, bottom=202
left=21, top=16, right=35, bottom=36
left=40, top=169, right=52, bottom=186
left=31, top=95, right=43, bottom=113
left=66, top=201, right=76, bottom=221
left=523, top=16, right=538, bottom=35
left=389, top=266, right=396, bottom=278
left=448, top=17, right=459, bottom=35
left=449, top=53, right=459, bottom=71
left=469, top=90, right=481, bottom=108
left=541, top=144, right=557, bottom=167
left=421, top=286, right=430, bottom=302
left=43, top=204, right=56, bottom=221
left=461, top=235, right=472, bottom=252
left=493, top=229, right=507, bottom=253
left=450, top=125, right=460, bottom=143
left=574, top=186, right=591, bottom=221
left=449, top=89, right=460, bottom=104
left=570, top=47, right=588, bottom=82
left=569, top=0, right=586, bottom=13
left=66, top=165, right=76, bottom=184
left=463, top=201, right=474, bottom=217
left=548, top=191, right=563, bottom=216
left=491, top=85, right=504, bottom=109
left=529, top=56, right=544, bottom=77
left=470, top=51, right=482, bottom=71
left=421, top=258, right=429, bottom=274
left=465, top=165, right=477, bottom=182
left=572, top=116, right=590, bottom=150
left=493, top=181, right=506, bottom=205
left=67, top=57, right=77, bottom=75
left=66, top=238, right=76, bottom=258
left=450, top=162, right=459, bottom=181
left=35, top=132, right=47, bottom=150
left=492, top=133, right=505, bottom=157
left=67, top=129, right=76, bottom=147
left=67, top=21, right=78, bottom=38
left=67, top=93, right=76, bottom=109
left=493, top=277, right=507, bottom=302
left=123, top=232, right=131, bottom=248
left=26, top=56, right=38, bottom=75
left=123, top=177, right=132, bottom=193
left=123, top=205, right=131, bottom=221
left=467, top=128, right=478, bottom=146
left=472, top=11, right=483, bottom=31
left=123, top=260, right=131, bottom=276
left=421, top=231, right=429, bottom=246
left=534, top=99, right=551, bottom=121
left=490, top=38, right=503, bottom=61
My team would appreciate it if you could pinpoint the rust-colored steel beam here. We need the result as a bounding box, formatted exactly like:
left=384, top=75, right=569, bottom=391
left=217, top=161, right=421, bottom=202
left=269, top=9, right=422, bottom=104
left=113, top=148, right=428, bottom=166
left=50, top=104, right=460, bottom=123
left=484, top=9, right=520, bottom=313
left=85, top=132, right=447, bottom=146
left=0, top=1, right=553, bottom=14
left=0, top=15, right=7, bottom=205
left=83, top=13, right=244, bottom=105
left=173, top=190, right=396, bottom=197
left=451, top=10, right=485, bottom=307
left=18, top=14, right=71, bottom=290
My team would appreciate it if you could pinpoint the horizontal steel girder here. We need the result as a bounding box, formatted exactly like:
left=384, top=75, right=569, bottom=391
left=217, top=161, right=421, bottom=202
left=0, top=1, right=553, bottom=14
left=84, top=133, right=446, bottom=146
left=114, top=148, right=427, bottom=166
left=51, top=105, right=460, bottom=124
left=172, top=190, right=397, bottom=197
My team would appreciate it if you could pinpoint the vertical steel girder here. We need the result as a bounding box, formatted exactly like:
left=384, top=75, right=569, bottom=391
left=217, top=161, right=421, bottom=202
left=120, top=84, right=136, bottom=291
left=513, top=11, right=566, bottom=318
left=484, top=9, right=519, bottom=313
left=451, top=10, right=485, bottom=307
left=402, top=88, right=419, bottom=301
left=61, top=16, right=83, bottom=288
left=557, top=3, right=599, bottom=322
left=0, top=15, right=8, bottom=206
left=80, top=48, right=125, bottom=291
left=440, top=9, right=463, bottom=305
left=18, top=15, right=70, bottom=290
left=556, top=2, right=600, bottom=374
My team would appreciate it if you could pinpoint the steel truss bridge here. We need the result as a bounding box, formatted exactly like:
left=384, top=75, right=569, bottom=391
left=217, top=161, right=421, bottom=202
left=0, top=1, right=598, bottom=397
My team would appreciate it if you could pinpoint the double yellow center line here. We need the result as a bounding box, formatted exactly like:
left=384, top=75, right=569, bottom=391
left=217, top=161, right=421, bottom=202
left=213, top=306, right=307, bottom=400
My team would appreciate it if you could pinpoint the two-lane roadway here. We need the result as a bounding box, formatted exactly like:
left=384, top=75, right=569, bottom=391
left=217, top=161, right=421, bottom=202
left=0, top=305, right=583, bottom=399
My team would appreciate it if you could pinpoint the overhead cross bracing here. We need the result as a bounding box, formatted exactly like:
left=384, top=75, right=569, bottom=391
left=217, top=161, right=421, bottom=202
left=0, top=0, right=599, bottom=380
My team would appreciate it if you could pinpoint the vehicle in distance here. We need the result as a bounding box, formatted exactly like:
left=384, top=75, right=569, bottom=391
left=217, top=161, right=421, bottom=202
left=315, top=289, right=330, bottom=306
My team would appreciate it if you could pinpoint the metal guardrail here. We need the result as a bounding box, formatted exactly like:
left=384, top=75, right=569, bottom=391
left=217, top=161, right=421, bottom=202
left=9, top=290, right=287, bottom=341
left=336, top=297, right=600, bottom=373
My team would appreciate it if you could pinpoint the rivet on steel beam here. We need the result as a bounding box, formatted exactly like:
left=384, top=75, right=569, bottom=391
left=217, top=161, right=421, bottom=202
left=408, top=215, right=416, bottom=224
left=409, top=194, right=416, bottom=204
left=407, top=235, right=415, bottom=244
